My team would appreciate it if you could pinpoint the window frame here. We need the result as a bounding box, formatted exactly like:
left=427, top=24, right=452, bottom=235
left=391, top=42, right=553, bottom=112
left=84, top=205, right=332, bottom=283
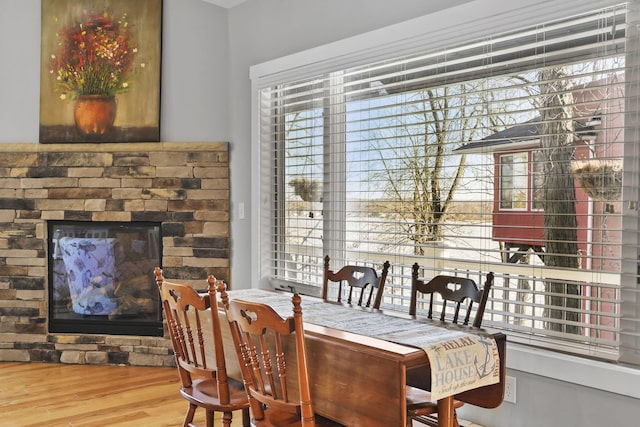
left=250, top=0, right=640, bottom=395
left=531, top=149, right=546, bottom=211
left=498, top=152, right=530, bottom=211
left=497, top=150, right=547, bottom=211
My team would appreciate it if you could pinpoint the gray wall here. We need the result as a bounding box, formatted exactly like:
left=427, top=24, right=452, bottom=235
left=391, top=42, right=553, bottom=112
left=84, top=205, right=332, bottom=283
left=0, top=0, right=41, bottom=141
left=469, top=367, right=638, bottom=426
left=1, top=0, right=637, bottom=425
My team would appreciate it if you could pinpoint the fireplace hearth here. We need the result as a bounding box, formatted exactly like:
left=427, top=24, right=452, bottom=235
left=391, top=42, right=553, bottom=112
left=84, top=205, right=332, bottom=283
left=48, top=221, right=163, bottom=336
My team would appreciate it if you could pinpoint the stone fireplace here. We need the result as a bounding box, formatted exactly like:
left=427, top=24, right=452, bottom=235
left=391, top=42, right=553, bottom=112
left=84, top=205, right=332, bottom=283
left=0, top=142, right=229, bottom=366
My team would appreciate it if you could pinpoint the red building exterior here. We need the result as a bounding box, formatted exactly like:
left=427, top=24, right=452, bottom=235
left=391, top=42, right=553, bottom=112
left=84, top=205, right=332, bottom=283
left=457, top=79, right=624, bottom=339
left=458, top=78, right=623, bottom=272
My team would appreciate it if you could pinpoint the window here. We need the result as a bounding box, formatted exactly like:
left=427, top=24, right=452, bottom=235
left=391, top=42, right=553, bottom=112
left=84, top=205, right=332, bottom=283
left=253, top=1, right=640, bottom=366
left=531, top=150, right=546, bottom=210
left=499, top=153, right=528, bottom=210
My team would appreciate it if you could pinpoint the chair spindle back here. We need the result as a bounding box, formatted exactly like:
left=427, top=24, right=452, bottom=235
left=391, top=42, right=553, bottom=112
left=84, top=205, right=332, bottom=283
left=410, top=263, right=494, bottom=328
left=322, top=255, right=390, bottom=309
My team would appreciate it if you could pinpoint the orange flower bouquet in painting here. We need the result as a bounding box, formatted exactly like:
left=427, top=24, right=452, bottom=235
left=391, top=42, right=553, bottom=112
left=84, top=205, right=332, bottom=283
left=49, top=10, right=141, bottom=135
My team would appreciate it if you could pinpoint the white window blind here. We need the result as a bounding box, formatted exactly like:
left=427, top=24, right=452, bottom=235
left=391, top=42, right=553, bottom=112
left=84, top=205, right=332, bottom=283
left=255, top=2, right=640, bottom=365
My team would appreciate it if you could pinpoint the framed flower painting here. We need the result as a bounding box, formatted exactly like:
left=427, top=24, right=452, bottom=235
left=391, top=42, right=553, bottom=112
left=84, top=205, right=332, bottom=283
left=39, top=0, right=162, bottom=143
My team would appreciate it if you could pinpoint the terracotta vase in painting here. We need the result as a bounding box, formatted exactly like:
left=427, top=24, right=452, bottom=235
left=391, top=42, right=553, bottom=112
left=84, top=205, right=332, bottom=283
left=73, top=95, right=117, bottom=136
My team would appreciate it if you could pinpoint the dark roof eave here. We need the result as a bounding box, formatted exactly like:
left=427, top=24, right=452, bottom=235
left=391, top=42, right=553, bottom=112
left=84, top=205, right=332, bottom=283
left=455, top=138, right=540, bottom=154
left=455, top=117, right=594, bottom=154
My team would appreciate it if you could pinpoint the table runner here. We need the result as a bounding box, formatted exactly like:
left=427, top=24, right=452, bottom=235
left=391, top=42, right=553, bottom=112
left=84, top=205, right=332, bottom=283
left=228, top=289, right=499, bottom=400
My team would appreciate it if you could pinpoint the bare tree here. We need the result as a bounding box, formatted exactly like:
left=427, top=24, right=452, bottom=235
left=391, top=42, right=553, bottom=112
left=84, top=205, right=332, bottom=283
left=538, top=67, right=581, bottom=333
left=368, top=85, right=491, bottom=255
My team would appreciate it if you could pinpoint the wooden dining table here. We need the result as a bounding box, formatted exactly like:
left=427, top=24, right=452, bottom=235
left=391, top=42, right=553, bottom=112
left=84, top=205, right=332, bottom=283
left=215, top=289, right=506, bottom=427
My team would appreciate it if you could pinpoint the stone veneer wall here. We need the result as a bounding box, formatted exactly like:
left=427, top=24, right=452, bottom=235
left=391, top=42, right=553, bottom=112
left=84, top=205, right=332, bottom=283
left=0, top=142, right=229, bottom=366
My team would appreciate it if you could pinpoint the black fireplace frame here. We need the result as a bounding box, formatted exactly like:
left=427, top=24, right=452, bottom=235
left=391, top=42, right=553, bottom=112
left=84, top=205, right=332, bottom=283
left=47, top=220, right=164, bottom=337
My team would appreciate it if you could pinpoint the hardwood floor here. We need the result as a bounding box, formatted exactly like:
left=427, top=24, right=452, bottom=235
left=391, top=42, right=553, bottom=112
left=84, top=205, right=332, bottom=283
left=0, top=362, right=487, bottom=427
left=0, top=362, right=246, bottom=427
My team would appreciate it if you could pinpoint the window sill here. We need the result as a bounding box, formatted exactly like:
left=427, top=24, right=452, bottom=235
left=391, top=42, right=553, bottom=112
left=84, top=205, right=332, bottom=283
left=507, top=342, right=640, bottom=398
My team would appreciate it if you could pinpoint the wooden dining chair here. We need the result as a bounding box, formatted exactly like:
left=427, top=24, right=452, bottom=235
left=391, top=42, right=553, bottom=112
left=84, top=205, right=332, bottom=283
left=219, top=285, right=344, bottom=427
left=409, top=264, right=494, bottom=327
left=405, top=263, right=495, bottom=427
left=154, top=267, right=250, bottom=427
left=322, top=255, right=390, bottom=309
